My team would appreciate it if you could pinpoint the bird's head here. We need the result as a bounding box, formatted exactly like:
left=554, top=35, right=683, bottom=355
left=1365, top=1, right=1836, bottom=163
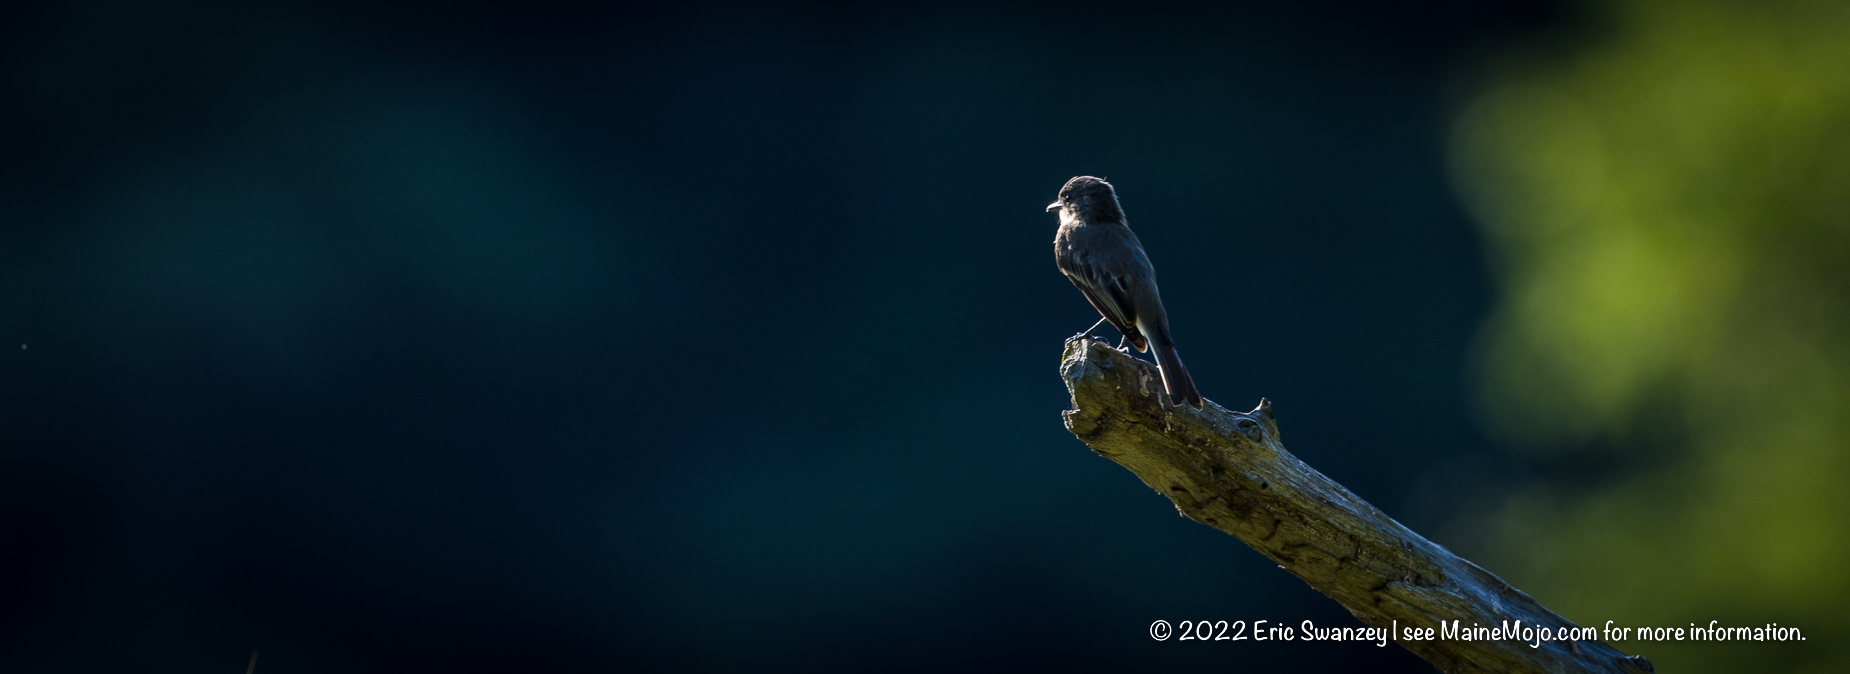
left=1047, top=175, right=1125, bottom=224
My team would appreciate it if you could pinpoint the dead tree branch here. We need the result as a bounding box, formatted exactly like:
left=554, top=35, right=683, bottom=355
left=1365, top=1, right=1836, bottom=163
left=1059, top=338, right=1655, bottom=674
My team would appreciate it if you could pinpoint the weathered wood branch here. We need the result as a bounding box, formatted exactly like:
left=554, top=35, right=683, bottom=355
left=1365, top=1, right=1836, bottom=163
left=1059, top=338, right=1655, bottom=674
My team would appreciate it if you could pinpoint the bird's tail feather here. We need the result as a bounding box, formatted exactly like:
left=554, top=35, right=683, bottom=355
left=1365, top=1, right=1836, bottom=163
left=1150, top=341, right=1203, bottom=408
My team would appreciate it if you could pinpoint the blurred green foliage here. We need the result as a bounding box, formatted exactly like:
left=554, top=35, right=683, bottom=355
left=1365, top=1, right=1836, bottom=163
left=1452, top=0, right=1849, bottom=671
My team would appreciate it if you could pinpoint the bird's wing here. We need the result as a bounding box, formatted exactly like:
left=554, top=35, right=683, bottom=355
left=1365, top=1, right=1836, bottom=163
left=1059, top=248, right=1147, bottom=350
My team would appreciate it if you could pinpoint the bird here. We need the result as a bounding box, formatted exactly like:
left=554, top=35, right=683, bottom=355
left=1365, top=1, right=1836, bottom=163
left=1050, top=176, right=1203, bottom=408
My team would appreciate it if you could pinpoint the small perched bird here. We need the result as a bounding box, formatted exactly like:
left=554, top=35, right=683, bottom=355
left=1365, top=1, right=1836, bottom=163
left=1050, top=176, right=1203, bottom=408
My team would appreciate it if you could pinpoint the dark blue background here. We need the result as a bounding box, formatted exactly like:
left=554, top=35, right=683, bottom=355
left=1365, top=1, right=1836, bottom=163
left=2, top=1, right=1562, bottom=671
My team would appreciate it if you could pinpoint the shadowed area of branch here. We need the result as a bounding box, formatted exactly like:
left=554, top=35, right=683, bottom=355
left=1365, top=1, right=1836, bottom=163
left=1059, top=338, right=1655, bottom=674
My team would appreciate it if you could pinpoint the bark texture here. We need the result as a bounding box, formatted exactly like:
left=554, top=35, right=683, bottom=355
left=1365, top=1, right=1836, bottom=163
left=1059, top=338, right=1656, bottom=674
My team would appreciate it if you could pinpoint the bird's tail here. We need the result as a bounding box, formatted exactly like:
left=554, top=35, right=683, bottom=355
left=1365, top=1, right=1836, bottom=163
left=1150, top=341, right=1203, bottom=408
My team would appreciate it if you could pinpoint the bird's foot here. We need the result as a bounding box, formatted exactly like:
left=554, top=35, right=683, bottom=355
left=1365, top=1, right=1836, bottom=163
left=1067, top=317, right=1111, bottom=344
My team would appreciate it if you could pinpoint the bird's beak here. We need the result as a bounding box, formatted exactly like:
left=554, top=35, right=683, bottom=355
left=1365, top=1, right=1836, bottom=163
left=1046, top=200, right=1063, bottom=212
